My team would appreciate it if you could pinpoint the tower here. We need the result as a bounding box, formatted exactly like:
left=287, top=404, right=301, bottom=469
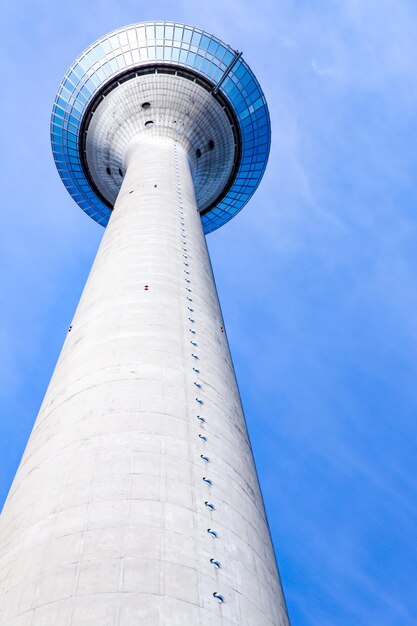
left=0, top=21, right=290, bottom=626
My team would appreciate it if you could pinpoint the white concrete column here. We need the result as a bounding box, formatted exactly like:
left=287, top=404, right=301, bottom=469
left=0, top=136, right=289, bottom=626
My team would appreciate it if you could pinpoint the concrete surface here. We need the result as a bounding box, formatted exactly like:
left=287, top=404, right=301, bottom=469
left=0, top=136, right=289, bottom=625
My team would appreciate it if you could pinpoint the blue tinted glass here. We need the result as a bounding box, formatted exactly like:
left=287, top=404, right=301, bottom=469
left=240, top=72, right=252, bottom=87
left=67, top=69, right=81, bottom=84
left=191, top=31, right=201, bottom=46
left=53, top=105, right=66, bottom=118
left=234, top=62, right=247, bottom=78
left=208, top=39, right=218, bottom=55
left=216, top=44, right=227, bottom=61
left=223, top=50, right=234, bottom=65
left=200, top=58, right=210, bottom=74
left=200, top=35, right=210, bottom=50
left=63, top=78, right=75, bottom=92
left=183, top=29, right=192, bottom=43
left=211, top=67, right=222, bottom=82
left=194, top=54, right=204, bottom=69
left=51, top=123, right=63, bottom=136
left=56, top=96, right=67, bottom=109
left=174, top=26, right=183, bottom=41
left=73, top=91, right=87, bottom=105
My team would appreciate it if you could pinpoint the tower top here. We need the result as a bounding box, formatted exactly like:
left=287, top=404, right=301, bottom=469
left=51, top=21, right=271, bottom=233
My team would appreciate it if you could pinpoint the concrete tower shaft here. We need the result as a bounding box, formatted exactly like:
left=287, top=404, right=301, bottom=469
left=0, top=136, right=289, bottom=625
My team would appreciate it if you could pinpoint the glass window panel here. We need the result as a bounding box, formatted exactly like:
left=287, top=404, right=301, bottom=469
left=51, top=135, right=63, bottom=147
left=156, top=24, right=164, bottom=39
left=98, top=61, right=112, bottom=78
left=56, top=96, right=67, bottom=109
left=137, top=26, right=146, bottom=40
left=127, top=29, right=137, bottom=46
left=84, top=75, right=99, bottom=91
left=84, top=47, right=97, bottom=67
left=247, top=82, right=261, bottom=97
left=235, top=62, right=247, bottom=78
left=53, top=105, right=66, bottom=118
left=75, top=91, right=88, bottom=105
left=109, top=34, right=119, bottom=51
left=68, top=67, right=82, bottom=82
left=79, top=84, right=90, bottom=98
left=72, top=63, right=85, bottom=79
left=156, top=46, right=164, bottom=59
left=215, top=44, right=227, bottom=61
left=101, top=38, right=112, bottom=54
left=146, top=24, right=155, bottom=39
left=94, top=44, right=105, bottom=60
left=194, top=54, right=204, bottom=69
left=252, top=96, right=264, bottom=111
left=95, top=66, right=107, bottom=82
left=123, top=51, right=133, bottom=65
left=200, top=35, right=210, bottom=50
left=174, top=26, right=183, bottom=41
left=200, top=58, right=210, bottom=74
left=63, top=78, right=75, bottom=92
left=240, top=72, right=252, bottom=87
left=165, top=25, right=174, bottom=39
left=191, top=31, right=201, bottom=46
left=211, top=67, right=222, bottom=82
left=183, top=28, right=192, bottom=43
left=109, top=58, right=119, bottom=72
left=208, top=39, right=218, bottom=55
left=87, top=71, right=101, bottom=88
left=223, top=49, right=234, bottom=65
left=118, top=30, right=128, bottom=46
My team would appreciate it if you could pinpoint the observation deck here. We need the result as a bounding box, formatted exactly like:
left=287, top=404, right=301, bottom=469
left=51, top=21, right=271, bottom=234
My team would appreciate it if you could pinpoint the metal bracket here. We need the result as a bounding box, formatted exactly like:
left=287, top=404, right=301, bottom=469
left=212, top=50, right=242, bottom=94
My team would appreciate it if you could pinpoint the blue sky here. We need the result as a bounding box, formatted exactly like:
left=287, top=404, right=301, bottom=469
left=1, top=1, right=417, bottom=624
